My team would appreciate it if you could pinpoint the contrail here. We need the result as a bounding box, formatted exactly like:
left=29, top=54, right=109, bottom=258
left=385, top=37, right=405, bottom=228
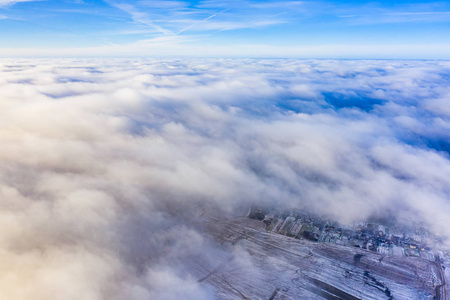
left=176, top=8, right=230, bottom=35
left=104, top=1, right=173, bottom=35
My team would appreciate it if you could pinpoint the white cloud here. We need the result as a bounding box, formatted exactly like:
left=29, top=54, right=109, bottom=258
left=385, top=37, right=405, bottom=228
left=0, top=58, right=449, bottom=298
left=0, top=0, right=43, bottom=7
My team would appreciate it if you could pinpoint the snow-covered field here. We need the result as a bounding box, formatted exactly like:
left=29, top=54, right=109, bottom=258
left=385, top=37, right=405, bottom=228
left=193, top=215, right=439, bottom=299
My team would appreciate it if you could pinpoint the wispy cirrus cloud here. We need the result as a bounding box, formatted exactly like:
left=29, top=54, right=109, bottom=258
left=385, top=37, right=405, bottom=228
left=104, top=0, right=293, bottom=37
left=339, top=11, right=450, bottom=25
left=138, top=0, right=189, bottom=9
left=335, top=2, right=450, bottom=24
left=175, top=7, right=225, bottom=31
left=105, top=1, right=174, bottom=35
left=0, top=0, right=43, bottom=7
left=0, top=1, right=449, bottom=59
left=102, top=0, right=450, bottom=41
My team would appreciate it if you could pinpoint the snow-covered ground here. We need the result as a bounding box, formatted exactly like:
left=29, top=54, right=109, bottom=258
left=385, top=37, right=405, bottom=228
left=191, top=215, right=440, bottom=299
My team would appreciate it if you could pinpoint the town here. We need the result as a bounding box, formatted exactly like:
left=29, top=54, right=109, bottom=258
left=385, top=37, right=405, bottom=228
left=248, top=207, right=442, bottom=261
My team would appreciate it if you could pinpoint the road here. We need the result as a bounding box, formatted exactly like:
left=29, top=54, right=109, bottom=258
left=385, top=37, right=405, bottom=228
left=434, top=255, right=447, bottom=300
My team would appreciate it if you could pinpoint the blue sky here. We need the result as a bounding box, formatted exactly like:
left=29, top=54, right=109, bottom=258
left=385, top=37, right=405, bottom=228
left=0, top=0, right=449, bottom=57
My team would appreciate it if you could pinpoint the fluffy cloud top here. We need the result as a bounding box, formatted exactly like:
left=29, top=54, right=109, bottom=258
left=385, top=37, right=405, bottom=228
left=0, top=58, right=449, bottom=299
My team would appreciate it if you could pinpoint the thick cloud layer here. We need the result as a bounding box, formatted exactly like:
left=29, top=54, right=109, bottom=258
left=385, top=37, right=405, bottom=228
left=0, top=58, right=450, bottom=299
